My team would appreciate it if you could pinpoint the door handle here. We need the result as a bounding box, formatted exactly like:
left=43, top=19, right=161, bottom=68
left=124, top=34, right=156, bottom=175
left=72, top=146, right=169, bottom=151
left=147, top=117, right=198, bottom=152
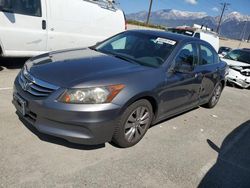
left=42, top=20, right=46, bottom=30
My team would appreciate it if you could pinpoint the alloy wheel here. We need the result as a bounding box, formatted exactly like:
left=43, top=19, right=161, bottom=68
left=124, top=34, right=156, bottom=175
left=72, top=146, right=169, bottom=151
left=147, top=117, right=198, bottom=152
left=211, top=84, right=222, bottom=106
left=124, top=106, right=150, bottom=143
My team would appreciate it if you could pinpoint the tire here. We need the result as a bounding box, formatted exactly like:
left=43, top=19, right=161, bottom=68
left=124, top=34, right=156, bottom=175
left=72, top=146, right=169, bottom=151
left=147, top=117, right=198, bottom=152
left=112, top=99, right=153, bottom=148
left=203, top=82, right=223, bottom=108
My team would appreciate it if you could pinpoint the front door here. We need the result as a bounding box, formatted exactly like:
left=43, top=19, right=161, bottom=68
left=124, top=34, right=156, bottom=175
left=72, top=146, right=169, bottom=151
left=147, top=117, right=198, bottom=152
left=0, top=0, right=47, bottom=57
left=159, top=43, right=201, bottom=119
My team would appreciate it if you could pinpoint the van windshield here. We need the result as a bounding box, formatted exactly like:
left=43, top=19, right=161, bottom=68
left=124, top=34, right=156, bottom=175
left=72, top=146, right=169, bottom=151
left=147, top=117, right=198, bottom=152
left=94, top=32, right=177, bottom=68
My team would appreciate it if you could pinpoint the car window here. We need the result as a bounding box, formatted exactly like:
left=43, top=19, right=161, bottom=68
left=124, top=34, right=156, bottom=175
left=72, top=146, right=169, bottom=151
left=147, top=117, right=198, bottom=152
left=0, top=0, right=42, bottom=17
left=200, top=45, right=215, bottom=65
left=96, top=32, right=177, bottom=68
left=111, top=35, right=136, bottom=50
left=175, top=43, right=197, bottom=68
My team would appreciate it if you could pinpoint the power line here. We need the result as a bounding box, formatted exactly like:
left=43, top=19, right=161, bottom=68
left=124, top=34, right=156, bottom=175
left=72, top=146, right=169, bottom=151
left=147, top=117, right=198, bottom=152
left=146, top=0, right=153, bottom=24
left=216, top=2, right=230, bottom=34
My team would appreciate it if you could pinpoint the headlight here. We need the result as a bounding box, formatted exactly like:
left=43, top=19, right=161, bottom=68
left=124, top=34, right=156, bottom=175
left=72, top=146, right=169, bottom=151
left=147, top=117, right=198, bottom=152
left=58, top=84, right=125, bottom=104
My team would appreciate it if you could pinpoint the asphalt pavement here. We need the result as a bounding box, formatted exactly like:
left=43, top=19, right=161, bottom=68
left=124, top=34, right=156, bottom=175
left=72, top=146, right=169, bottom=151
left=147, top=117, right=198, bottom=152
left=0, top=59, right=250, bottom=188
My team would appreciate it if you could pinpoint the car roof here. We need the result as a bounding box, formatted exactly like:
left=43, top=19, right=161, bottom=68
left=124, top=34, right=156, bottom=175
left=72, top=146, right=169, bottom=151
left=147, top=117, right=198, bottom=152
left=128, top=29, right=200, bottom=43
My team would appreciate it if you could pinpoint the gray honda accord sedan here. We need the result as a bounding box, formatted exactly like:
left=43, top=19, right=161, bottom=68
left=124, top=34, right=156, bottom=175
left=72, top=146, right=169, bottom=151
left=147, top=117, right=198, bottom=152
left=13, top=30, right=227, bottom=148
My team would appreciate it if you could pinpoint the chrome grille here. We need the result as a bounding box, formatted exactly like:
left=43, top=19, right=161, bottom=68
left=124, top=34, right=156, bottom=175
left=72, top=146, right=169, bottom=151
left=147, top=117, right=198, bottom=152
left=19, top=70, right=59, bottom=97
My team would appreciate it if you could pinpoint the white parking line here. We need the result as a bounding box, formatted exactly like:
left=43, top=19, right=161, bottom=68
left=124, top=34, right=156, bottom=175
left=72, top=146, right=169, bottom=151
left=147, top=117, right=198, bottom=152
left=0, top=87, right=12, bottom=91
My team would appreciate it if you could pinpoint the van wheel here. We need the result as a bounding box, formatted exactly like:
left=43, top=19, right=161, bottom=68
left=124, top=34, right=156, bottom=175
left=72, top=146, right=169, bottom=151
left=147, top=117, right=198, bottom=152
left=204, top=83, right=222, bottom=108
left=112, top=99, right=153, bottom=148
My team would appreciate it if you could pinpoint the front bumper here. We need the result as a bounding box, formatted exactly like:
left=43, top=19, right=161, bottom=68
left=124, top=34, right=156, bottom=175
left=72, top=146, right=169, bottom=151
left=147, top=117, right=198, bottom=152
left=226, top=69, right=250, bottom=89
left=13, top=78, right=122, bottom=145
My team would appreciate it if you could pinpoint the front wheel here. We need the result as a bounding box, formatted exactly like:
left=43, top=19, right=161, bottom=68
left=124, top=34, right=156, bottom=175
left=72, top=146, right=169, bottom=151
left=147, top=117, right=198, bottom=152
left=203, top=83, right=223, bottom=108
left=112, top=99, right=153, bottom=148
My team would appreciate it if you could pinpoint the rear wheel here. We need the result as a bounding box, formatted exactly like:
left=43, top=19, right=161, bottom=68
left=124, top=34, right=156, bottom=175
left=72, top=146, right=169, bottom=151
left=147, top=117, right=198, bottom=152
left=112, top=99, right=153, bottom=148
left=204, top=83, right=223, bottom=108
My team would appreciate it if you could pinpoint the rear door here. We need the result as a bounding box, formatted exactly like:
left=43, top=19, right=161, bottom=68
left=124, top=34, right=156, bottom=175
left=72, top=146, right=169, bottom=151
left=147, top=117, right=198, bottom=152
left=196, top=42, right=221, bottom=104
left=0, top=0, right=47, bottom=57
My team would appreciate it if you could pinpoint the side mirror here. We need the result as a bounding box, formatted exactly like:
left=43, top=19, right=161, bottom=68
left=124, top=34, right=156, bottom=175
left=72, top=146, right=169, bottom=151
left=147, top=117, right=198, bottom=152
left=174, top=61, right=194, bottom=74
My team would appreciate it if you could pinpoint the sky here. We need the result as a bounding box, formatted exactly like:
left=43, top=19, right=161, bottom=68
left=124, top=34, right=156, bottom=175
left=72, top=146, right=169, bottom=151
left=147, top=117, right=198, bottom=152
left=118, top=0, right=250, bottom=17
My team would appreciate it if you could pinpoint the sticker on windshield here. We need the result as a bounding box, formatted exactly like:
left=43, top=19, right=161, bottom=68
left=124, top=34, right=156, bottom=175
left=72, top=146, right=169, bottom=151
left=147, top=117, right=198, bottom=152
left=185, top=31, right=193, bottom=35
left=155, top=38, right=176, bottom=45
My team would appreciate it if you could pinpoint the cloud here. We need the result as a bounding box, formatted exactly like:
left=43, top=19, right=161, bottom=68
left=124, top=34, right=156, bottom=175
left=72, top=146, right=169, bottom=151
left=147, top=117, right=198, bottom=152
left=212, top=7, right=219, bottom=12
left=185, top=0, right=198, bottom=5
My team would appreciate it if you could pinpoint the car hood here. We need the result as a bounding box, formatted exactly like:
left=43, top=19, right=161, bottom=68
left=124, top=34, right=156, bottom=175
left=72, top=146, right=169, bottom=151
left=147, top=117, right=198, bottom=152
left=26, top=48, right=147, bottom=88
left=221, top=58, right=250, bottom=67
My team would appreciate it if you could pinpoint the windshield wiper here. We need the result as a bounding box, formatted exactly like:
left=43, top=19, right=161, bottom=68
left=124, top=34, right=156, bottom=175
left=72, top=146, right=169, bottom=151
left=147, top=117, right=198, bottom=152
left=89, top=46, right=98, bottom=52
left=100, top=51, right=140, bottom=65
left=112, top=54, right=140, bottom=65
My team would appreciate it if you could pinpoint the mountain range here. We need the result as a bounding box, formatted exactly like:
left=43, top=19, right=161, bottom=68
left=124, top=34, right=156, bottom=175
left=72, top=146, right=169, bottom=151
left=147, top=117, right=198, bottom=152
left=126, top=9, right=250, bottom=40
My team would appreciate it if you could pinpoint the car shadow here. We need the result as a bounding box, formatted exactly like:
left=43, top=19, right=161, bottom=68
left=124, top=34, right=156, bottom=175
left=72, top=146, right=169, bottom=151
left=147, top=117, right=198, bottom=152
left=18, top=113, right=105, bottom=150
left=0, top=57, right=28, bottom=70
left=198, top=120, right=250, bottom=188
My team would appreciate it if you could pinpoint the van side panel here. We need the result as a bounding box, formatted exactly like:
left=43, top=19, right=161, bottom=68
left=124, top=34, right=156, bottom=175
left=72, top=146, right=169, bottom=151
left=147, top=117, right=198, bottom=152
left=200, top=33, right=219, bottom=53
left=0, top=0, right=47, bottom=57
left=47, top=0, right=125, bottom=51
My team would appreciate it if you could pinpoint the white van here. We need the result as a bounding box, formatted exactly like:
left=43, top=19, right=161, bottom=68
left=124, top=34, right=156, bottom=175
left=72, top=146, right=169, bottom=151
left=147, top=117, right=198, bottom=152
left=0, top=0, right=126, bottom=57
left=167, top=25, right=220, bottom=52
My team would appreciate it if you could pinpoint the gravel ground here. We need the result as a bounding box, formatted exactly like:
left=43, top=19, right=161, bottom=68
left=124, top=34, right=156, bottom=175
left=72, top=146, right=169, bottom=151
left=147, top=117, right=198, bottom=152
left=0, top=59, right=250, bottom=188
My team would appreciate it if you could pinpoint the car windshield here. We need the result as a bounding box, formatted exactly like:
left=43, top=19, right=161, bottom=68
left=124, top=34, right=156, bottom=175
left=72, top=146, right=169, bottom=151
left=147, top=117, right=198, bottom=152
left=224, top=49, right=250, bottom=64
left=94, top=32, right=177, bottom=68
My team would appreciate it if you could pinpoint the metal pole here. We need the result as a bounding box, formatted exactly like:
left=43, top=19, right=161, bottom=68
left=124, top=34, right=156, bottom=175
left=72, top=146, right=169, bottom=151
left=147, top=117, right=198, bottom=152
left=238, top=21, right=248, bottom=48
left=146, top=0, right=153, bottom=25
left=216, top=3, right=229, bottom=34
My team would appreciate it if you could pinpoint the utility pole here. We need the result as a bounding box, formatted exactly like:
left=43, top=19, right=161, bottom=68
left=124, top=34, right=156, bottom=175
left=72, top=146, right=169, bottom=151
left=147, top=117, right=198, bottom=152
left=216, top=3, right=230, bottom=34
left=248, top=34, right=250, bottom=43
left=238, top=21, right=248, bottom=48
left=241, top=21, right=248, bottom=41
left=146, top=0, right=153, bottom=25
